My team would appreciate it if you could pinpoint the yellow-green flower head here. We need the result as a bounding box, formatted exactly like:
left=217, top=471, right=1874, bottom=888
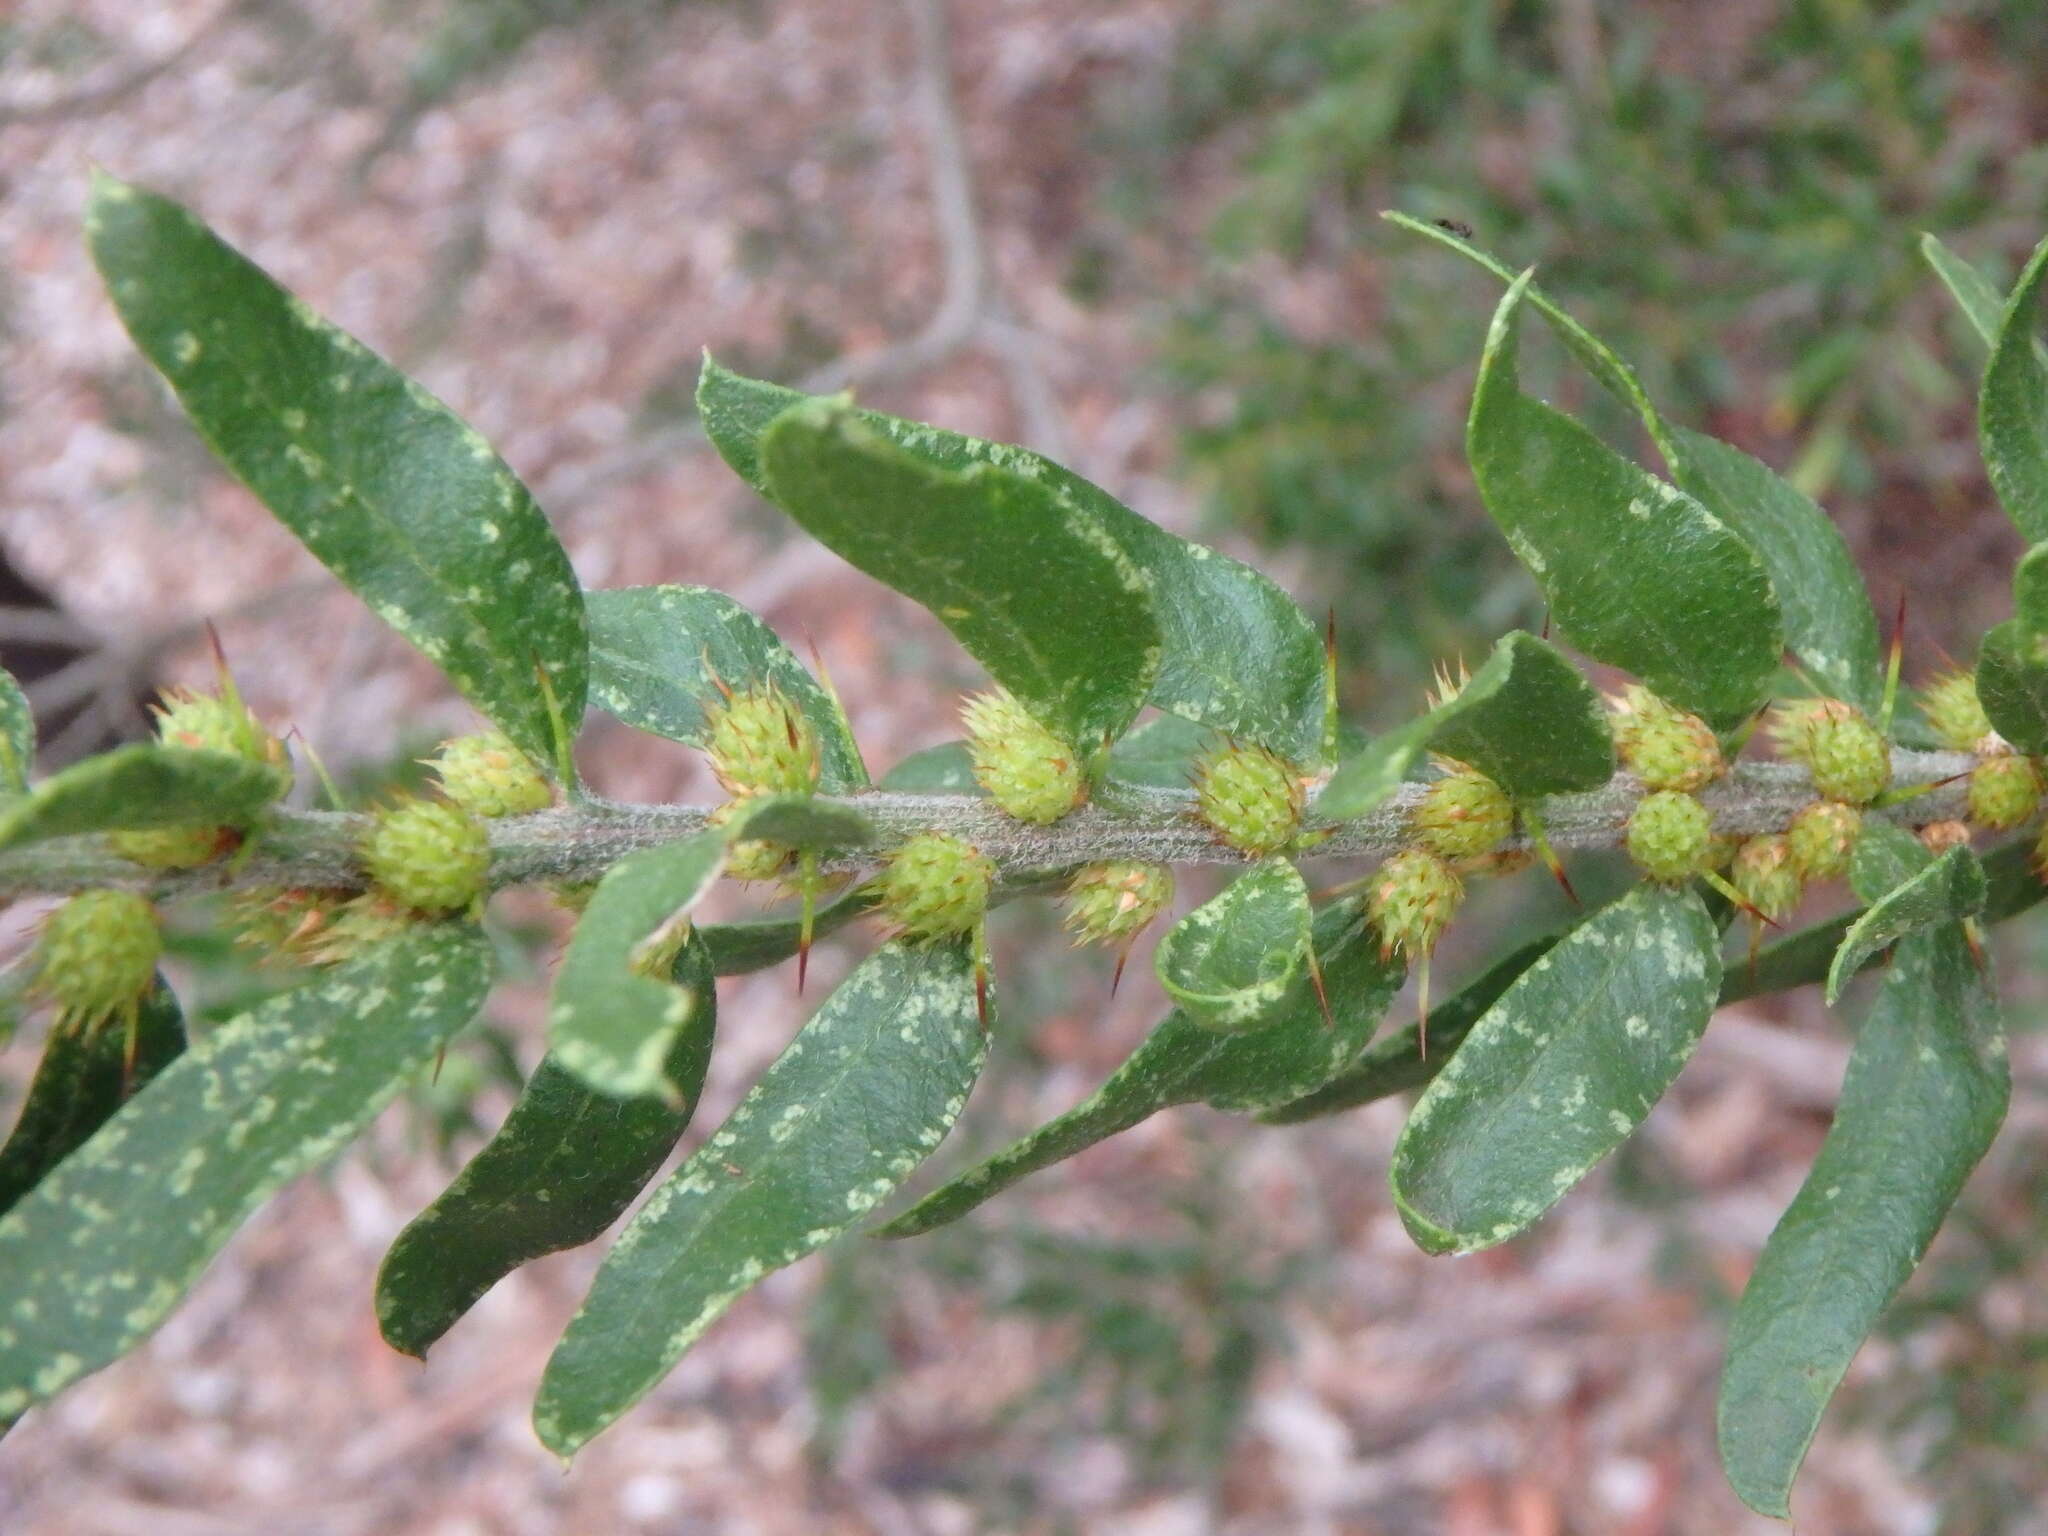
left=1413, top=766, right=1513, bottom=860
left=704, top=682, right=820, bottom=799
left=962, top=688, right=1085, bottom=824
left=154, top=687, right=292, bottom=789
left=428, top=732, right=552, bottom=819
left=1625, top=790, right=1713, bottom=883
left=1608, top=685, right=1723, bottom=792
left=876, top=832, right=995, bottom=941
left=1968, top=754, right=2042, bottom=831
left=1920, top=820, right=1971, bottom=856
left=1919, top=671, right=1995, bottom=754
left=361, top=797, right=490, bottom=915
left=1731, top=834, right=1802, bottom=924
left=1062, top=862, right=1174, bottom=948
left=35, top=890, right=160, bottom=1031
left=1368, top=848, right=1464, bottom=961
left=707, top=800, right=791, bottom=884
left=107, top=823, right=239, bottom=871
left=1769, top=700, right=1890, bottom=806
left=1786, top=800, right=1862, bottom=882
left=1192, top=741, right=1303, bottom=858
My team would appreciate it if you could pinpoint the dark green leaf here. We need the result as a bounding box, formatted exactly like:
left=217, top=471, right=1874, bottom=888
left=0, top=981, right=184, bottom=1215
left=0, top=924, right=492, bottom=1422
left=533, top=938, right=986, bottom=1457
left=0, top=666, right=30, bottom=795
left=697, top=884, right=879, bottom=975
left=1827, top=838, right=1984, bottom=1005
left=2013, top=541, right=2048, bottom=629
left=875, top=901, right=1401, bottom=1238
left=724, top=793, right=872, bottom=851
left=1718, top=923, right=2007, bottom=1518
left=585, top=585, right=865, bottom=791
left=0, top=745, right=286, bottom=852
left=1974, top=617, right=2048, bottom=754
left=1979, top=233, right=2048, bottom=543
left=1105, top=714, right=1214, bottom=790
left=376, top=935, right=717, bottom=1358
left=1389, top=884, right=1720, bottom=1255
left=877, top=742, right=981, bottom=794
left=88, top=174, right=586, bottom=767
left=1153, top=860, right=1312, bottom=1031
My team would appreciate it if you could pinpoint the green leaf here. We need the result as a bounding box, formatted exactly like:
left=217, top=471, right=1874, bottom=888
left=1717, top=923, right=2007, bottom=1518
left=87, top=173, right=586, bottom=768
left=875, top=900, right=1402, bottom=1238
left=1921, top=233, right=2015, bottom=351
left=1389, top=884, right=1721, bottom=1255
left=0, top=745, right=286, bottom=852
left=723, top=793, right=872, bottom=851
left=877, top=742, right=982, bottom=794
left=0, top=924, right=492, bottom=1422
left=701, top=358, right=1329, bottom=762
left=1973, top=617, right=2048, bottom=754
left=0, top=666, right=31, bottom=795
left=533, top=938, right=986, bottom=1457
left=376, top=935, right=717, bottom=1359
left=1979, top=233, right=2048, bottom=543
left=698, top=884, right=879, bottom=975
left=1153, top=861, right=1312, bottom=1032
left=1468, top=275, right=1783, bottom=729
left=1825, top=833, right=1984, bottom=1005
left=0, top=981, right=184, bottom=1215
left=1665, top=426, right=1882, bottom=714
left=547, top=831, right=724, bottom=1103
left=1317, top=630, right=1612, bottom=818
left=1104, top=714, right=1214, bottom=790
left=757, top=403, right=1162, bottom=746
left=585, top=585, right=865, bottom=791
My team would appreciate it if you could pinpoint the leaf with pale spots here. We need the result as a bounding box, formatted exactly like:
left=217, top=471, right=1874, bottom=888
left=1719, top=921, right=2007, bottom=1518
left=87, top=173, right=586, bottom=768
left=1979, top=232, right=2048, bottom=544
left=534, top=938, right=985, bottom=1457
left=1825, top=826, right=1985, bottom=1005
left=0, top=924, right=491, bottom=1424
left=1389, top=884, right=1720, bottom=1256
left=1103, top=713, right=1216, bottom=791
left=586, top=585, right=866, bottom=791
left=547, top=831, right=725, bottom=1102
left=376, top=935, right=717, bottom=1359
left=0, top=745, right=286, bottom=852
left=0, top=665, right=30, bottom=795
left=877, top=742, right=982, bottom=794
left=700, top=359, right=1329, bottom=762
left=1154, top=860, right=1312, bottom=1032
left=875, top=900, right=1402, bottom=1239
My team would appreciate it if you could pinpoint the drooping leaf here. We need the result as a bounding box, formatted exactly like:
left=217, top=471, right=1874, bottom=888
left=1979, top=232, right=2048, bottom=543
left=0, top=924, right=493, bottom=1423
left=376, top=935, right=717, bottom=1359
left=1389, top=884, right=1720, bottom=1255
left=534, top=938, right=985, bottom=1457
left=0, top=666, right=31, bottom=795
left=1153, top=860, right=1312, bottom=1032
left=875, top=900, right=1402, bottom=1239
left=701, top=358, right=1329, bottom=762
left=1718, top=922, right=2007, bottom=1518
left=1467, top=275, right=1782, bottom=729
left=585, top=585, right=865, bottom=791
left=877, top=742, right=982, bottom=794
left=1826, top=831, right=1984, bottom=1005
left=0, top=745, right=286, bottom=852
left=0, top=981, right=184, bottom=1215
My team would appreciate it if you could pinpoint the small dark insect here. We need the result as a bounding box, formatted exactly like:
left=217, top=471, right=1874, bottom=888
left=1434, top=218, right=1475, bottom=239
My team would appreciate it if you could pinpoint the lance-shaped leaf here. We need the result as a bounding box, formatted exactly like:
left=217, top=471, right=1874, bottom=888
left=0, top=665, right=30, bottom=795
left=0, top=924, right=492, bottom=1423
left=1921, top=233, right=2022, bottom=352
left=698, top=884, right=879, bottom=975
left=701, top=359, right=1329, bottom=763
left=88, top=173, right=585, bottom=767
left=534, top=938, right=985, bottom=1457
left=0, top=981, right=185, bottom=1215
left=1317, top=630, right=1611, bottom=818
left=376, top=934, right=717, bottom=1359
left=1979, top=232, right=2048, bottom=544
left=1468, top=275, right=1782, bottom=729
left=1718, top=922, right=2007, bottom=1518
left=876, top=901, right=1402, bottom=1239
left=0, top=745, right=286, bottom=852
left=586, top=585, right=865, bottom=791
left=1154, top=861, right=1312, bottom=1032
left=1825, top=830, right=1985, bottom=1005
left=547, top=831, right=725, bottom=1103
left=1390, top=884, right=1720, bottom=1255
left=758, top=403, right=1161, bottom=747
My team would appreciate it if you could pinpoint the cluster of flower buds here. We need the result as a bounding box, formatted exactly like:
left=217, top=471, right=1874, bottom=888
left=961, top=688, right=1086, bottom=824
left=875, top=831, right=996, bottom=941
left=109, top=684, right=292, bottom=870
left=1192, top=740, right=1304, bottom=858
left=703, top=681, right=824, bottom=884
left=32, top=890, right=161, bottom=1034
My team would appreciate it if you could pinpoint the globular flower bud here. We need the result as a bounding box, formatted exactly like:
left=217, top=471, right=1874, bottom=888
left=1608, top=686, right=1723, bottom=792
left=107, top=685, right=291, bottom=870
left=1920, top=671, right=1995, bottom=754
left=427, top=732, right=552, bottom=819
left=1786, top=800, right=1862, bottom=882
left=1367, top=848, right=1464, bottom=961
left=361, top=797, right=490, bottom=915
left=1413, top=767, right=1513, bottom=860
left=1769, top=700, right=1890, bottom=806
left=107, top=824, right=240, bottom=871
left=1192, top=741, right=1303, bottom=858
left=1626, top=790, right=1713, bottom=883
left=962, top=688, right=1085, bottom=824
left=1062, top=862, right=1174, bottom=949
left=1921, top=820, right=1971, bottom=855
left=1967, top=753, right=2043, bottom=831
left=876, top=832, right=995, bottom=940
left=706, top=800, right=791, bottom=884
left=704, top=683, right=819, bottom=799
left=1730, top=835, right=1802, bottom=924
left=34, top=890, right=160, bottom=1031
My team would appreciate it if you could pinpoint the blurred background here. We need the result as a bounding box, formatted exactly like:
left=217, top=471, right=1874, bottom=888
left=3, top=0, right=2048, bottom=1531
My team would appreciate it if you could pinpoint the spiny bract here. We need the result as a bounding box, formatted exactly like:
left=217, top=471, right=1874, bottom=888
left=704, top=682, right=820, bottom=799
left=1967, top=753, right=2042, bottom=831
left=962, top=688, right=1085, bottom=824
left=1192, top=740, right=1303, bottom=858
left=361, top=797, right=490, bottom=915
left=1769, top=699, right=1890, bottom=806
left=1061, top=861, right=1174, bottom=948
left=1786, top=799, right=1862, bottom=881
left=1608, top=685, right=1723, bottom=792
left=876, top=831, right=995, bottom=940
left=1368, top=848, right=1463, bottom=961
left=1919, top=670, right=1995, bottom=753
left=428, top=731, right=552, bottom=819
left=1412, top=766, right=1512, bottom=860
left=34, top=890, right=160, bottom=1031
left=1625, top=790, right=1713, bottom=883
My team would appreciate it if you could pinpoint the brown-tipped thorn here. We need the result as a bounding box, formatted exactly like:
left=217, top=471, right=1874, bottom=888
left=1110, top=946, right=1130, bottom=999
left=974, top=956, right=991, bottom=1033
left=1416, top=952, right=1433, bottom=1060
left=120, top=1003, right=140, bottom=1096
left=1524, top=815, right=1578, bottom=905
left=701, top=647, right=734, bottom=702
left=1964, top=917, right=1988, bottom=973
left=431, top=1044, right=447, bottom=1086
left=1324, top=608, right=1339, bottom=664
left=1540, top=610, right=1552, bottom=642
left=1305, top=944, right=1334, bottom=1029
